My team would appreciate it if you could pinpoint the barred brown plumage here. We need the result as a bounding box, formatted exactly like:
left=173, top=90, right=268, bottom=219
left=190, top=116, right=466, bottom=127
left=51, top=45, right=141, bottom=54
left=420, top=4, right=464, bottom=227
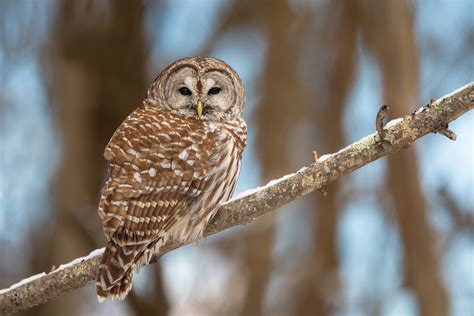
left=96, top=57, right=247, bottom=302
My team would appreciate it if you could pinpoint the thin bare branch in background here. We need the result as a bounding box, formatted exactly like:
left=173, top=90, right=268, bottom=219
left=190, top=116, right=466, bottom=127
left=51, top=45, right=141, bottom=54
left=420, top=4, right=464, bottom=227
left=438, top=187, right=474, bottom=252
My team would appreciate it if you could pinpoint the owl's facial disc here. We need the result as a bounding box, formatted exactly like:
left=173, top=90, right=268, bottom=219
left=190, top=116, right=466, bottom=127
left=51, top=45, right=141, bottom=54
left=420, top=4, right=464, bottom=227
left=162, top=65, right=238, bottom=120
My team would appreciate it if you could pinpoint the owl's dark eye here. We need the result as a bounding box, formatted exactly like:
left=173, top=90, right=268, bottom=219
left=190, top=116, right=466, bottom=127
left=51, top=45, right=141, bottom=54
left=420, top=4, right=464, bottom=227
left=178, top=87, right=192, bottom=96
left=208, top=87, right=221, bottom=95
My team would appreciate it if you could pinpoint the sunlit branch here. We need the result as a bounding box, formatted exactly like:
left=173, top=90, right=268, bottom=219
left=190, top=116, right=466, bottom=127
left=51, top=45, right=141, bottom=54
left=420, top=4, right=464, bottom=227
left=0, top=82, right=472, bottom=315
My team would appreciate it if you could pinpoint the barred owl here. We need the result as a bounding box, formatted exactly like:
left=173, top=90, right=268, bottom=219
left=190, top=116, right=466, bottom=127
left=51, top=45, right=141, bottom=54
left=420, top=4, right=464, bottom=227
left=96, top=57, right=247, bottom=302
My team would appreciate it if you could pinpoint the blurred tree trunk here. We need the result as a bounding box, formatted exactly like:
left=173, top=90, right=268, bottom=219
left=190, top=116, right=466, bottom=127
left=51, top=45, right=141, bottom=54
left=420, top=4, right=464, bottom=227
left=359, top=1, right=449, bottom=315
left=304, top=1, right=357, bottom=315
left=292, top=3, right=358, bottom=315
left=242, top=2, right=308, bottom=315
left=38, top=1, right=169, bottom=315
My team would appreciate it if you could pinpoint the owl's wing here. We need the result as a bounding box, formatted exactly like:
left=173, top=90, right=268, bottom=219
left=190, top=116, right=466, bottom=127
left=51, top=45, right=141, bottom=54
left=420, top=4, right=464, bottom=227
left=98, top=105, right=224, bottom=246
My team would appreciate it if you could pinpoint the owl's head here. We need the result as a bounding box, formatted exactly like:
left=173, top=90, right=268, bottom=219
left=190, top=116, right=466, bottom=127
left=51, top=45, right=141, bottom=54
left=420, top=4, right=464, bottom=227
left=146, top=57, right=245, bottom=121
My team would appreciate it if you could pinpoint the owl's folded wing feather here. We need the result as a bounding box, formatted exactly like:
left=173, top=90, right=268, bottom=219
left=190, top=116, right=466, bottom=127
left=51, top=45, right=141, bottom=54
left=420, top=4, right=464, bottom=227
left=98, top=105, right=223, bottom=246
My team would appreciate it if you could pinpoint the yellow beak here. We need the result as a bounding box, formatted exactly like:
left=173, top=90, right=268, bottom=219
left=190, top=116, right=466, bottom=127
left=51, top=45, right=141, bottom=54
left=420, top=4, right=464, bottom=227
left=197, top=99, right=203, bottom=117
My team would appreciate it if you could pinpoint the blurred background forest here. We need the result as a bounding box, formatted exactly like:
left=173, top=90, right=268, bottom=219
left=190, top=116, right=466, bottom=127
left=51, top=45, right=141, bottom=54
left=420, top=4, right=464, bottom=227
left=0, top=0, right=473, bottom=315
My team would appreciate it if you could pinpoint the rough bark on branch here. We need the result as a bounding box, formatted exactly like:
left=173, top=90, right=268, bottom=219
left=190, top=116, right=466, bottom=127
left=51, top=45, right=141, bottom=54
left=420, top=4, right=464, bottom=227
left=1, top=82, right=472, bottom=315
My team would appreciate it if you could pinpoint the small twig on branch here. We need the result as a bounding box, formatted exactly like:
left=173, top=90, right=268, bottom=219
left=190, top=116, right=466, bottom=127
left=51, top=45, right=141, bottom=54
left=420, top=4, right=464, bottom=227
left=1, top=82, right=473, bottom=315
left=436, top=124, right=457, bottom=140
left=376, top=104, right=390, bottom=142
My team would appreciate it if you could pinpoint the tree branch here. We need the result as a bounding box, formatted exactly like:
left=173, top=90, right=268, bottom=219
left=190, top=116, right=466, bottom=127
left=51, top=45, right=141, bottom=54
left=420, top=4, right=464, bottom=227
left=1, top=83, right=473, bottom=315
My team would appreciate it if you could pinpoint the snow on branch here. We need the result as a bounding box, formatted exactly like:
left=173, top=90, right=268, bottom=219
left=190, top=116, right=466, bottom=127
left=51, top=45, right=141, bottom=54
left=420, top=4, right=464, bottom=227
left=1, top=82, right=473, bottom=315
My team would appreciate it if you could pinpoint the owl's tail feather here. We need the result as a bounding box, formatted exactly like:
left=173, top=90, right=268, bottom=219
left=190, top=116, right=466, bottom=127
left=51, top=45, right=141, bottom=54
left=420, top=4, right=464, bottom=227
left=96, top=240, right=139, bottom=302
left=97, top=271, right=133, bottom=303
